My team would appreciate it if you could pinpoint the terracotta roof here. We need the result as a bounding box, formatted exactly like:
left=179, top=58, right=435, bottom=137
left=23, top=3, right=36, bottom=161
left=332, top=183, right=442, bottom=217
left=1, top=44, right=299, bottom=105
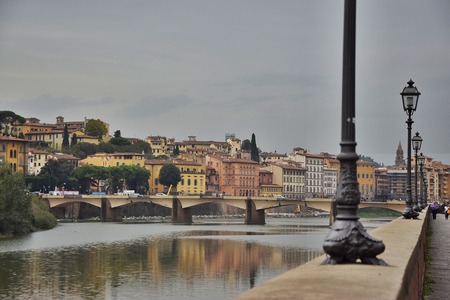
left=28, top=148, right=49, bottom=154
left=0, top=135, right=28, bottom=142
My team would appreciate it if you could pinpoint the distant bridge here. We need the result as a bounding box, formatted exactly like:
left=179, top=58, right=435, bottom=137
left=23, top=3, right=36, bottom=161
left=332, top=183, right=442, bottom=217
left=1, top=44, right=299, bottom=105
left=43, top=195, right=405, bottom=225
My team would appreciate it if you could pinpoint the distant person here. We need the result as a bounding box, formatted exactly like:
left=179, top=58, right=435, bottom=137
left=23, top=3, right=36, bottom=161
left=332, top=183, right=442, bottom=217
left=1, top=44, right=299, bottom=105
left=445, top=202, right=450, bottom=220
left=430, top=202, right=440, bottom=219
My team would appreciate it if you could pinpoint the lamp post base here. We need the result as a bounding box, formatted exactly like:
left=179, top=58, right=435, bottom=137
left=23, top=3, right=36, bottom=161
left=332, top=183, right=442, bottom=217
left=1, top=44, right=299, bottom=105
left=413, top=203, right=422, bottom=212
left=322, top=218, right=387, bottom=265
left=402, top=207, right=419, bottom=219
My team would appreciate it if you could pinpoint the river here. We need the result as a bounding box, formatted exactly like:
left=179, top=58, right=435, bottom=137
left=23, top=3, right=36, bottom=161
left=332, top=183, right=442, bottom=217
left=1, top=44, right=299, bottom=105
left=0, top=217, right=390, bottom=300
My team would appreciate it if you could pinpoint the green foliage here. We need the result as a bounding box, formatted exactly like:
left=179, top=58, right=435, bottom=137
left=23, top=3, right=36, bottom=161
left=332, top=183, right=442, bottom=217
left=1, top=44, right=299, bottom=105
left=0, top=164, right=33, bottom=234
left=31, top=196, right=57, bottom=230
left=71, top=133, right=78, bottom=147
left=113, top=130, right=122, bottom=138
left=74, top=165, right=110, bottom=193
left=109, top=137, right=131, bottom=146
left=97, top=142, right=116, bottom=153
left=69, top=142, right=99, bottom=159
left=75, top=164, right=150, bottom=194
left=241, top=139, right=251, bottom=151
left=173, top=145, right=180, bottom=156
left=159, top=164, right=181, bottom=188
left=0, top=110, right=26, bottom=136
left=85, top=119, right=107, bottom=141
left=62, top=124, right=70, bottom=148
left=250, top=133, right=259, bottom=162
left=129, top=140, right=151, bottom=155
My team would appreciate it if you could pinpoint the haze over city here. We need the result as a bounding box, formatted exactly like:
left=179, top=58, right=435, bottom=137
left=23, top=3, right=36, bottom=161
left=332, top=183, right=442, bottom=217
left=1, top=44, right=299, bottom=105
left=1, top=1, right=449, bottom=165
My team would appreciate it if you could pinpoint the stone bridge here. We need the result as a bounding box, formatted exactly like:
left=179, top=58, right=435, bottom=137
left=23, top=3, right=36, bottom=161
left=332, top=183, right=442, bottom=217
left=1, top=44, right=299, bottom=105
left=43, top=195, right=405, bottom=224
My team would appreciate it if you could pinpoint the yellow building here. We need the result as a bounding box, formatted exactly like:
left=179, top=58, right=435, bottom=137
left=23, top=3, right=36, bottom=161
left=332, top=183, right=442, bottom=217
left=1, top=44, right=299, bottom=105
left=13, top=117, right=54, bottom=137
left=357, top=160, right=376, bottom=200
left=145, top=159, right=206, bottom=195
left=145, top=136, right=169, bottom=156
left=0, top=135, right=28, bottom=173
left=80, top=152, right=146, bottom=167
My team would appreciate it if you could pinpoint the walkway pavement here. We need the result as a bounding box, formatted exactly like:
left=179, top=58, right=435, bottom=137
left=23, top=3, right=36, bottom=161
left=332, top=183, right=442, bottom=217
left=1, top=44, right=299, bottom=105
left=425, top=212, right=450, bottom=299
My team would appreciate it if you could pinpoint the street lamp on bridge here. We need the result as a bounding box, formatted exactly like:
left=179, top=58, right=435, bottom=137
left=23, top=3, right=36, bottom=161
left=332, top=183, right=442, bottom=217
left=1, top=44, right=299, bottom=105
left=400, top=79, right=421, bottom=219
left=412, top=132, right=422, bottom=212
left=417, top=152, right=426, bottom=209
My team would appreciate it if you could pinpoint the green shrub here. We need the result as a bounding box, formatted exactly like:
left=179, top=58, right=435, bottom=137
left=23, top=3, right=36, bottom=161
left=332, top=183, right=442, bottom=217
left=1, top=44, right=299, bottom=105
left=33, top=210, right=57, bottom=230
left=31, top=196, right=57, bottom=230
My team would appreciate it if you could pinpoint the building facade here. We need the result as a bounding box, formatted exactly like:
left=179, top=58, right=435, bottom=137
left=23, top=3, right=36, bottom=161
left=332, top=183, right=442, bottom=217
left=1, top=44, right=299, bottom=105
left=357, top=160, right=376, bottom=201
left=305, top=154, right=324, bottom=197
left=206, top=154, right=259, bottom=197
left=80, top=152, right=146, bottom=167
left=0, top=136, right=28, bottom=173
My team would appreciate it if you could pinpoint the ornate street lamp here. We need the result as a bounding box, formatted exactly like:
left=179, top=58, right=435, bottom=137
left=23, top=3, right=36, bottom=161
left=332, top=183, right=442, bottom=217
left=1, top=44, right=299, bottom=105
left=417, top=153, right=426, bottom=208
left=400, top=79, right=421, bottom=219
left=322, top=0, right=386, bottom=266
left=412, top=132, right=422, bottom=211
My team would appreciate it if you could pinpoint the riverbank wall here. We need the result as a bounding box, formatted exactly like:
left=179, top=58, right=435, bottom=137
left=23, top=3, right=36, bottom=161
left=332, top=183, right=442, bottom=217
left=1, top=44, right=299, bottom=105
left=235, top=208, right=430, bottom=300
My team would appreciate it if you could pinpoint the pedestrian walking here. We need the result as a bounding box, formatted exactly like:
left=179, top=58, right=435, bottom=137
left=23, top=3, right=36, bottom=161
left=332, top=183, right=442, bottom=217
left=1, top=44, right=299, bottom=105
left=430, top=202, right=440, bottom=219
left=445, top=202, right=450, bottom=220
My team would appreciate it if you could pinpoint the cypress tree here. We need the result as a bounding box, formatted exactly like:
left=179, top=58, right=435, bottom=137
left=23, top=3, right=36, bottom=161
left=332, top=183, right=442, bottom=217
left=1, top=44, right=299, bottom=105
left=62, top=124, right=70, bottom=149
left=71, top=133, right=78, bottom=147
left=250, top=133, right=259, bottom=163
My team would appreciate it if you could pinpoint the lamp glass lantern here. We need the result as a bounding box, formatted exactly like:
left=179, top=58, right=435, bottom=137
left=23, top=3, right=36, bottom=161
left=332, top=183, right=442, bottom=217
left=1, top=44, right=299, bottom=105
left=412, top=132, right=422, bottom=152
left=401, top=79, right=421, bottom=113
left=418, top=153, right=425, bottom=166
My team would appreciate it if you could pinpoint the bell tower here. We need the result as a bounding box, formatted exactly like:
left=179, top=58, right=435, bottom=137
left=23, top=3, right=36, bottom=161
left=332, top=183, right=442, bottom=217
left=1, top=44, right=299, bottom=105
left=395, top=141, right=404, bottom=166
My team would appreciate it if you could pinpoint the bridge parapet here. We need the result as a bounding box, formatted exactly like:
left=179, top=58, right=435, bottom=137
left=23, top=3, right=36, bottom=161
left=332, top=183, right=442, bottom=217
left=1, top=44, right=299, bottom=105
left=235, top=208, right=429, bottom=300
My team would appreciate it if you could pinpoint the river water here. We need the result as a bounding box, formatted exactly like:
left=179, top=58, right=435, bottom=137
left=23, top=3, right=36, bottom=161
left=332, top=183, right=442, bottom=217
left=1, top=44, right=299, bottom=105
left=0, top=217, right=389, bottom=300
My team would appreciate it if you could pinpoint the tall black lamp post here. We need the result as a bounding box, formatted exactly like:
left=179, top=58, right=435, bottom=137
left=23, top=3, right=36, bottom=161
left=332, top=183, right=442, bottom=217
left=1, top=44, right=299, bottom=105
left=423, top=177, right=428, bottom=205
left=412, top=132, right=422, bottom=212
left=417, top=152, right=426, bottom=208
left=400, top=79, right=421, bottom=219
left=322, top=0, right=386, bottom=265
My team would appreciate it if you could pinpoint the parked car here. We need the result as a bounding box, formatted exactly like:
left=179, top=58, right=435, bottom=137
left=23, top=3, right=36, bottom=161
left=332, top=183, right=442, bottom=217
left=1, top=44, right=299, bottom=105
left=155, top=193, right=167, bottom=196
left=274, top=195, right=286, bottom=200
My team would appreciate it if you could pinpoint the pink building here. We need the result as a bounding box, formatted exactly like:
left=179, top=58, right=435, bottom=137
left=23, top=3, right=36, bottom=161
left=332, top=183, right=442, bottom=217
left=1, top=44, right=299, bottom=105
left=206, top=154, right=259, bottom=197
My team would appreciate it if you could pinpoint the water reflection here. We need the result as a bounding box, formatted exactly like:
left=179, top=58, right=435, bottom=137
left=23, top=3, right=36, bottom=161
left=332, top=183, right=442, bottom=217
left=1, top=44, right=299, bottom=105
left=0, top=223, right=324, bottom=299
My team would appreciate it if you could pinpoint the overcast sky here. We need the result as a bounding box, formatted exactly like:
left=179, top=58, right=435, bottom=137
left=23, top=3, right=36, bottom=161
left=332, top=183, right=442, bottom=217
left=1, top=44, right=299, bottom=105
left=1, top=0, right=449, bottom=165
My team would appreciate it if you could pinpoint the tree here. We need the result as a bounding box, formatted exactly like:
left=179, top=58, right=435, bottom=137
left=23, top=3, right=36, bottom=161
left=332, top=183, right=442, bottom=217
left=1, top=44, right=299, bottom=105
left=109, top=136, right=131, bottom=146
left=0, top=164, right=33, bottom=234
left=129, top=140, right=151, bottom=155
left=73, top=165, right=110, bottom=193
left=0, top=110, right=26, bottom=136
left=62, top=124, right=70, bottom=149
left=39, top=159, right=76, bottom=191
left=69, top=142, right=99, bottom=159
left=85, top=119, right=108, bottom=141
left=119, top=165, right=150, bottom=194
left=241, top=139, right=251, bottom=151
left=250, top=133, right=259, bottom=163
left=71, top=133, right=78, bottom=147
left=114, top=130, right=122, bottom=138
left=173, top=145, right=180, bottom=156
left=159, top=164, right=181, bottom=189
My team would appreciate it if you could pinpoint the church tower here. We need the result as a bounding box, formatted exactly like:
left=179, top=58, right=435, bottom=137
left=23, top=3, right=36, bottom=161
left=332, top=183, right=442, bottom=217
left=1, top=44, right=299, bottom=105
left=395, top=141, right=404, bottom=166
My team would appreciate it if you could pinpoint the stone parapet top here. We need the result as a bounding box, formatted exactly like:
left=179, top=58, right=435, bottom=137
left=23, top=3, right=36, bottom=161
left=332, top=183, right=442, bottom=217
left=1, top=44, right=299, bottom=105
left=235, top=209, right=429, bottom=300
